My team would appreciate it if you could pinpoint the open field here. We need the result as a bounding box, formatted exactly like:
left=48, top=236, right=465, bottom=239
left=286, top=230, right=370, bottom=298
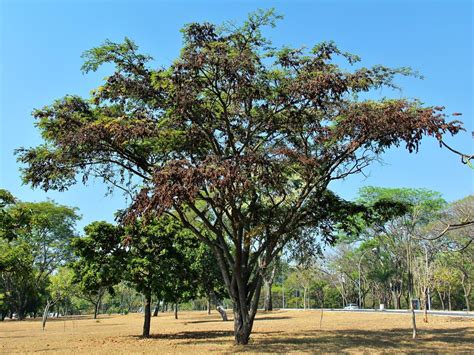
left=1, top=310, right=473, bottom=353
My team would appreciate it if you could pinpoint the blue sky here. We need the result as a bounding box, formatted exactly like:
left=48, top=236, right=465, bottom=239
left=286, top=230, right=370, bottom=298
left=1, top=0, right=472, bottom=231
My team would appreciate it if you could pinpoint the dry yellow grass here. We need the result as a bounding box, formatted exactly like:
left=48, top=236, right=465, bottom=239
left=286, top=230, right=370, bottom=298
left=1, top=310, right=472, bottom=353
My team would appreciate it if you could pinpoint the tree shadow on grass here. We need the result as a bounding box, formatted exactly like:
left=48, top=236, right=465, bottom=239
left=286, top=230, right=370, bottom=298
left=132, top=330, right=284, bottom=343
left=134, top=330, right=234, bottom=340
left=255, top=316, right=292, bottom=321
left=187, top=315, right=291, bottom=324
left=18, top=315, right=113, bottom=323
left=234, top=327, right=474, bottom=353
left=186, top=319, right=231, bottom=325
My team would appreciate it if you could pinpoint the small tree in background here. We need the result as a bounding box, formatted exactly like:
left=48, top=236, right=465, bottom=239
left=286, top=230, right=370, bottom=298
left=0, top=189, right=79, bottom=319
left=71, top=222, right=125, bottom=319
left=42, top=267, right=77, bottom=330
left=124, top=217, right=199, bottom=336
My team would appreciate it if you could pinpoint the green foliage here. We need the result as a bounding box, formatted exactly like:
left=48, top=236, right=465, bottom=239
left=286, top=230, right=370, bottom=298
left=70, top=216, right=222, bottom=313
left=81, top=37, right=152, bottom=74
left=0, top=238, right=39, bottom=318
left=0, top=190, right=79, bottom=318
left=358, top=186, right=446, bottom=224
left=0, top=189, right=31, bottom=241
left=124, top=216, right=198, bottom=303
left=17, top=201, right=80, bottom=275
left=71, top=221, right=125, bottom=297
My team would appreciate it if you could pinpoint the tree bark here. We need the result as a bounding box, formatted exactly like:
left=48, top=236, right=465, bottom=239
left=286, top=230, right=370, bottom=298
left=42, top=300, right=54, bottom=330
left=463, top=293, right=470, bottom=312
left=217, top=305, right=228, bottom=321
left=233, top=306, right=252, bottom=345
left=207, top=298, right=211, bottom=315
left=263, top=263, right=277, bottom=312
left=423, top=289, right=428, bottom=323
left=93, top=302, right=99, bottom=319
left=437, top=290, right=445, bottom=310
left=395, top=294, right=401, bottom=309
left=209, top=291, right=228, bottom=321
left=153, top=300, right=160, bottom=317
left=462, top=285, right=471, bottom=312
left=460, top=273, right=471, bottom=312
left=263, top=279, right=273, bottom=311
left=174, top=303, right=178, bottom=320
left=448, top=288, right=452, bottom=311
left=410, top=299, right=417, bottom=339
left=143, top=293, right=151, bottom=337
left=17, top=304, right=25, bottom=320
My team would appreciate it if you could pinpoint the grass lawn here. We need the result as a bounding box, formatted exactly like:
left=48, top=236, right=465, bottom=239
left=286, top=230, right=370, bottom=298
left=1, top=310, right=472, bottom=353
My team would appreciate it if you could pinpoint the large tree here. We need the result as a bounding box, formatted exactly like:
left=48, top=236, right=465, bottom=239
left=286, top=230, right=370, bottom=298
left=16, top=10, right=463, bottom=344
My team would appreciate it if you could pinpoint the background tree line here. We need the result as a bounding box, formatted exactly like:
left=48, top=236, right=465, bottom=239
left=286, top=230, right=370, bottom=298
left=2, top=186, right=471, bottom=333
left=260, top=188, right=473, bottom=315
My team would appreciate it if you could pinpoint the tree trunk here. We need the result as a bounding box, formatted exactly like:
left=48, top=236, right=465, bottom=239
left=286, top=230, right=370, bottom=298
left=423, top=289, right=428, bottom=323
left=438, top=292, right=442, bottom=310
left=42, top=300, right=53, bottom=330
left=395, top=294, right=401, bottom=309
left=93, top=302, right=99, bottom=319
left=448, top=288, right=452, bottom=311
left=404, top=293, right=410, bottom=308
left=263, top=263, right=276, bottom=312
left=17, top=306, right=25, bottom=320
left=461, top=273, right=471, bottom=312
left=174, top=303, right=178, bottom=319
left=153, top=301, right=160, bottom=317
left=217, top=305, right=228, bottom=321
left=303, top=288, right=307, bottom=310
left=263, top=279, right=273, bottom=311
left=209, top=291, right=228, bottom=321
left=207, top=298, right=211, bottom=315
left=408, top=259, right=416, bottom=339
left=464, top=293, right=470, bottom=312
left=233, top=306, right=252, bottom=345
left=462, top=284, right=471, bottom=312
left=410, top=299, right=417, bottom=339
left=143, top=293, right=151, bottom=337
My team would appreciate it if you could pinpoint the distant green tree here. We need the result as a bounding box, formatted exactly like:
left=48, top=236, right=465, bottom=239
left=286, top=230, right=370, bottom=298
left=0, top=189, right=31, bottom=241
left=42, top=266, right=77, bottom=329
left=0, top=239, right=38, bottom=320
left=17, top=201, right=80, bottom=284
left=71, top=222, right=125, bottom=319
left=124, top=217, right=198, bottom=337
left=0, top=190, right=79, bottom=319
left=183, top=239, right=228, bottom=319
left=351, top=187, right=446, bottom=338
